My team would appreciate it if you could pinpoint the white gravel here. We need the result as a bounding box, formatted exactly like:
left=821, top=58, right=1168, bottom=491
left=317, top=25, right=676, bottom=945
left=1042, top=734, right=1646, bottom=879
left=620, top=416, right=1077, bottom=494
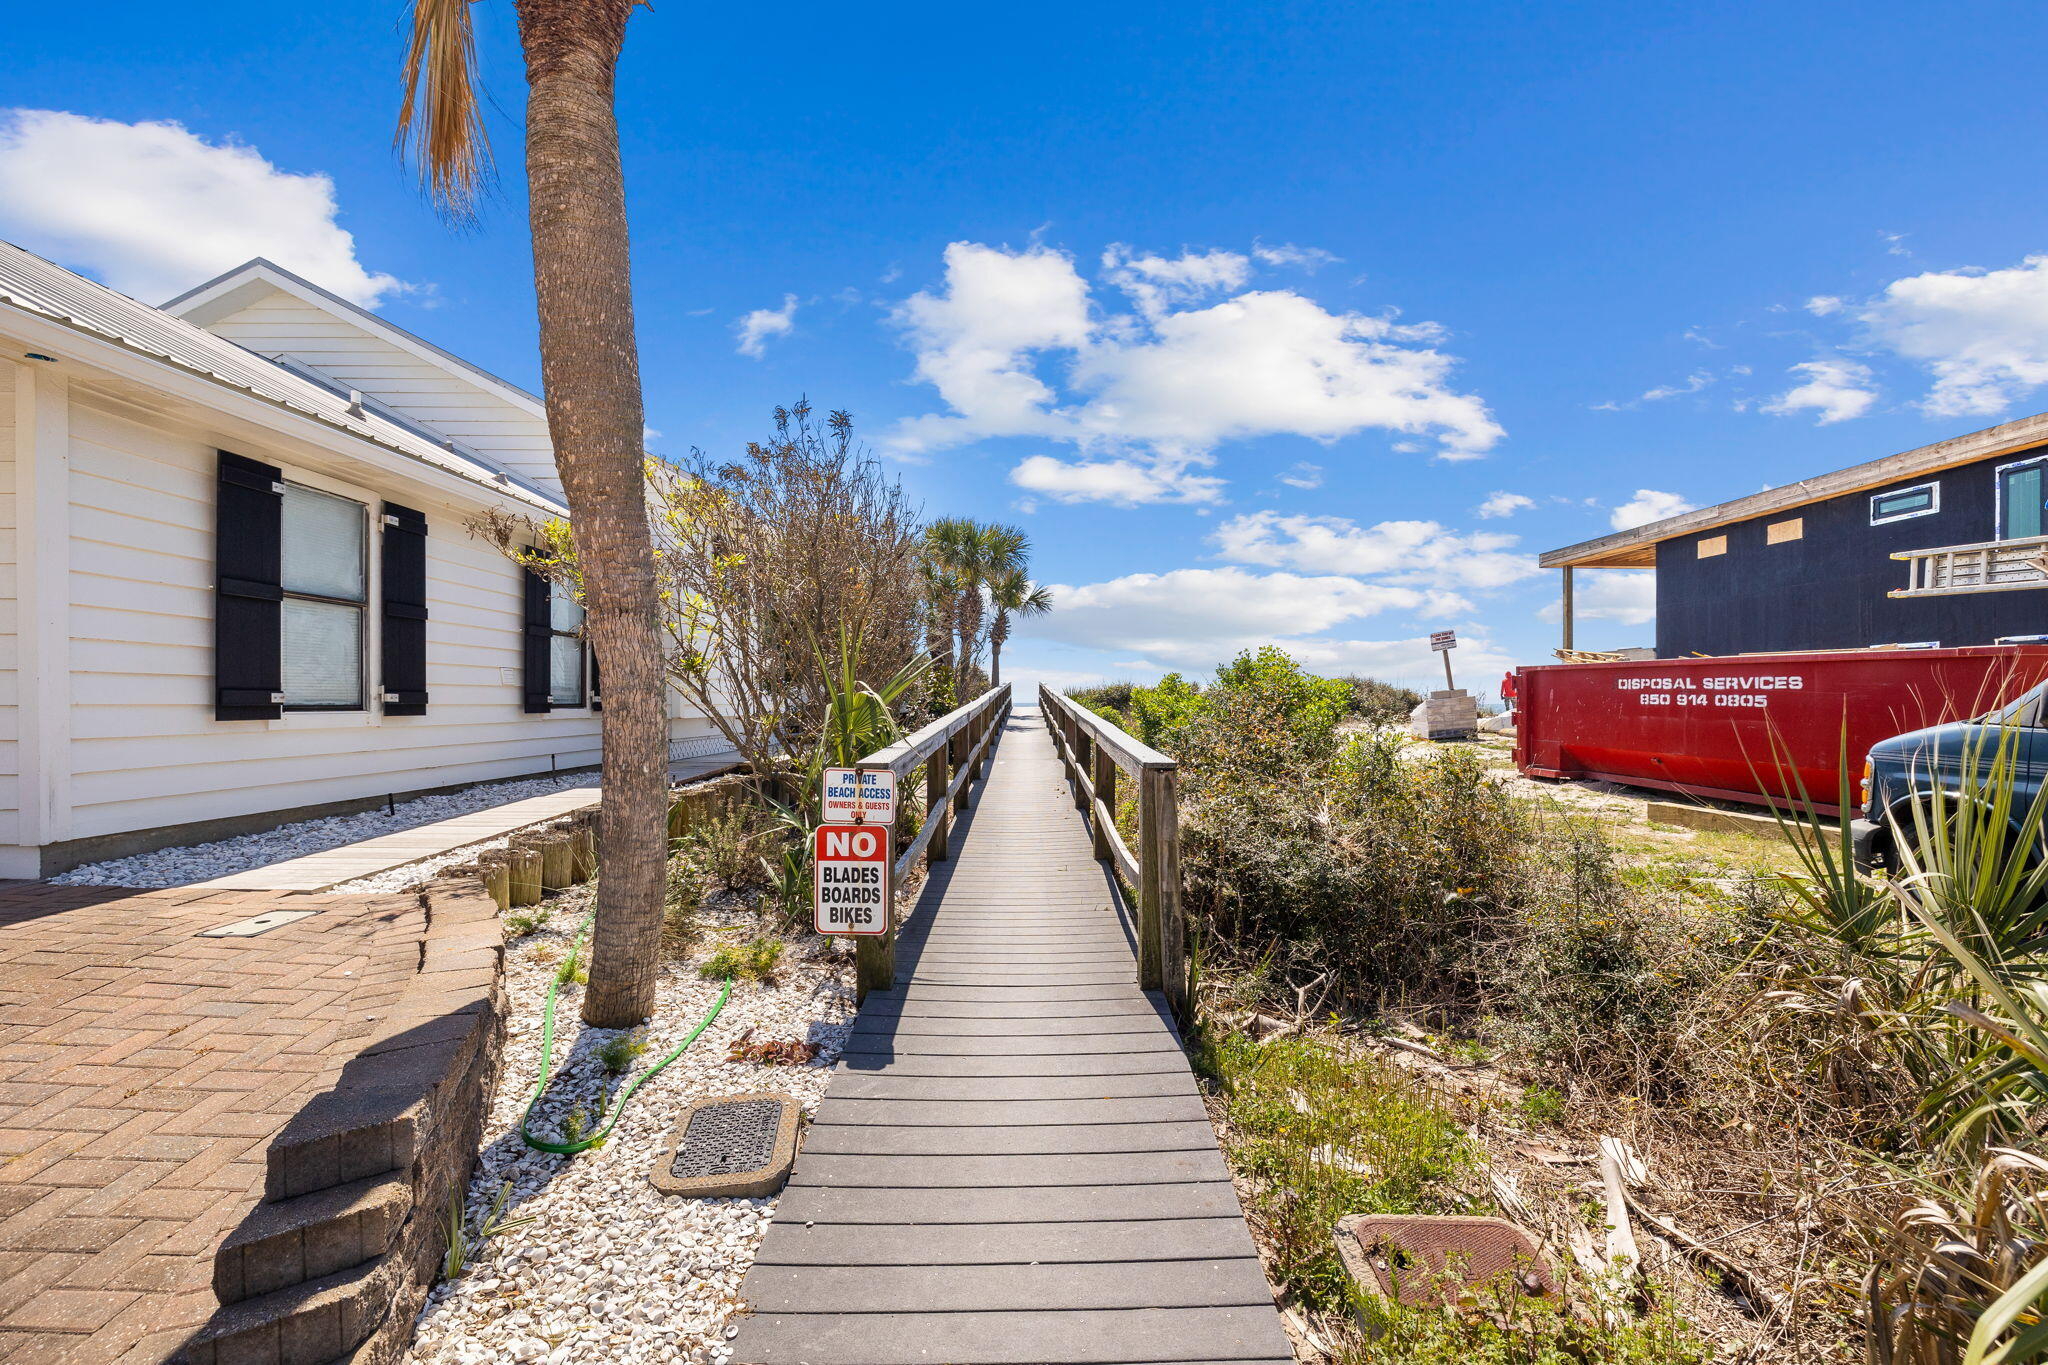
left=407, top=888, right=856, bottom=1365
left=51, top=773, right=600, bottom=889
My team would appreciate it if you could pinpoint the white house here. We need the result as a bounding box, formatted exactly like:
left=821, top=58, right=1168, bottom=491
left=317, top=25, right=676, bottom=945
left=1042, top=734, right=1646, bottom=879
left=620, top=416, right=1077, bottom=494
left=0, top=242, right=725, bottom=877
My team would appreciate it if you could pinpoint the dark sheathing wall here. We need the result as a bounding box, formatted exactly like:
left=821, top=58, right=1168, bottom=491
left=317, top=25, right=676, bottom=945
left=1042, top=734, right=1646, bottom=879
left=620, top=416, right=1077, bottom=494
left=521, top=564, right=553, bottom=714
left=214, top=451, right=285, bottom=721
left=380, top=502, right=430, bottom=716
left=1654, top=444, right=2048, bottom=657
left=589, top=653, right=601, bottom=712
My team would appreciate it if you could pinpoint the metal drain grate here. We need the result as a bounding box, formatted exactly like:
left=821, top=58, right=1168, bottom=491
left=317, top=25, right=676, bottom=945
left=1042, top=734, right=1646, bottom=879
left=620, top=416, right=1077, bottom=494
left=650, top=1091, right=799, bottom=1198
left=670, top=1098, right=783, bottom=1179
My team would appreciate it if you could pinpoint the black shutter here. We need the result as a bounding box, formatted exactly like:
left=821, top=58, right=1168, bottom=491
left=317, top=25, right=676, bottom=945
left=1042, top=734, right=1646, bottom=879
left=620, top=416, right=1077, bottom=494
left=380, top=502, right=430, bottom=716
left=589, top=651, right=601, bottom=712
left=215, top=451, right=284, bottom=721
left=522, top=564, right=552, bottom=714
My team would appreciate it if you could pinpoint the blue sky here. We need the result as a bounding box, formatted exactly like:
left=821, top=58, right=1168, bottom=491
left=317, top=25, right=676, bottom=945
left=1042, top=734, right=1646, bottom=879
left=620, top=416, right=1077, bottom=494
left=9, top=1, right=2048, bottom=698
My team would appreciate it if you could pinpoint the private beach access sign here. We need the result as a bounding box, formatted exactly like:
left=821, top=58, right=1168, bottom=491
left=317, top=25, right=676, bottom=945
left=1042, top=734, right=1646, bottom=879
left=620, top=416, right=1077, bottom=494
left=813, top=823, right=891, bottom=937
left=821, top=767, right=897, bottom=824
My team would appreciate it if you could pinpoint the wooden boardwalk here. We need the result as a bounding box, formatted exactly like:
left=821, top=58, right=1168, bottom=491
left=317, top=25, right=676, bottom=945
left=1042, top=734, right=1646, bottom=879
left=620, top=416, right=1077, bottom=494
left=732, top=708, right=1291, bottom=1364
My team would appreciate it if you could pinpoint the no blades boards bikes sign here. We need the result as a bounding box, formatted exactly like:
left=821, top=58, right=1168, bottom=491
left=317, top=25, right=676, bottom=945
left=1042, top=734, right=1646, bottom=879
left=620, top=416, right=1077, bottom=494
left=813, top=823, right=891, bottom=937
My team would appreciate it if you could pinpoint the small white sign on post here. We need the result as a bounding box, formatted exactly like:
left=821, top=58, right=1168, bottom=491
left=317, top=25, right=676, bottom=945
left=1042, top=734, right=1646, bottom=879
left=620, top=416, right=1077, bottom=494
left=814, top=824, right=891, bottom=937
left=1429, top=630, right=1458, bottom=652
left=821, top=767, right=897, bottom=825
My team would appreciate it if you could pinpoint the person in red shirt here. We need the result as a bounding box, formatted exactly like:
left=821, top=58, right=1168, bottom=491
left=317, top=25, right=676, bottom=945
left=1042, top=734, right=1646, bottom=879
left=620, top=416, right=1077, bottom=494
left=1499, top=670, right=1518, bottom=716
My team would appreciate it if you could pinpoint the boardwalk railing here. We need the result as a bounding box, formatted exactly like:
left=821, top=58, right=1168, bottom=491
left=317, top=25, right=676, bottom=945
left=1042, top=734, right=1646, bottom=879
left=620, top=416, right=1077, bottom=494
left=851, top=682, right=1012, bottom=997
left=1037, top=685, right=1189, bottom=1021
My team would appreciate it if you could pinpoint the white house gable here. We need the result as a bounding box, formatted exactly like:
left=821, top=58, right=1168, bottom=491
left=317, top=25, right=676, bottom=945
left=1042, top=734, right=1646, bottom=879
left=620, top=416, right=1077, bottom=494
left=164, top=261, right=564, bottom=502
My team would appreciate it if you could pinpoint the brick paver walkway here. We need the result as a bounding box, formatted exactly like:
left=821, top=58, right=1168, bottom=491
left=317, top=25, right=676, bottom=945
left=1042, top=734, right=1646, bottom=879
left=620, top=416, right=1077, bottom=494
left=0, top=883, right=424, bottom=1365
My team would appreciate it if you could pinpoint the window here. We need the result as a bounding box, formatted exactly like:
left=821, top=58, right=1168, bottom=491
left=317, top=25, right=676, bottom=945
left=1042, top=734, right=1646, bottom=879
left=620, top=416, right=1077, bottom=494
left=280, top=484, right=366, bottom=709
left=1767, top=517, right=1803, bottom=544
left=548, top=579, right=586, bottom=707
left=1696, top=535, right=1727, bottom=558
left=1871, top=482, right=1940, bottom=525
left=1999, top=459, right=2048, bottom=540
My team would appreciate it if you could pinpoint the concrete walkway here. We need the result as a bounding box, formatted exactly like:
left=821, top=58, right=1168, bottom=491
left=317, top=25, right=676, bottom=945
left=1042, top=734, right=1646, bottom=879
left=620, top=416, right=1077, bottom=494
left=198, top=750, right=741, bottom=892
left=731, top=710, right=1291, bottom=1364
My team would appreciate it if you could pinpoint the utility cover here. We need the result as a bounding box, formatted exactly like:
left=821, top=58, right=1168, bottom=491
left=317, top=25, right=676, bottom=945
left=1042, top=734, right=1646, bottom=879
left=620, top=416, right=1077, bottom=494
left=650, top=1092, right=800, bottom=1199
left=1336, top=1213, right=1557, bottom=1308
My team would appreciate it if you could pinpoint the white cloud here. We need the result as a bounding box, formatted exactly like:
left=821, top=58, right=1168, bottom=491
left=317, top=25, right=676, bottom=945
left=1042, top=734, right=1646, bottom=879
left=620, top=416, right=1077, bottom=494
left=1252, top=242, right=1340, bottom=271
left=0, top=108, right=401, bottom=306
left=1805, top=295, right=1844, bottom=316
left=1010, top=453, right=1224, bottom=506
left=1763, top=357, right=1879, bottom=424
left=1857, top=256, right=2048, bottom=416
left=1539, top=571, right=1656, bottom=627
left=1641, top=371, right=1714, bottom=402
left=1021, top=569, right=1513, bottom=680
left=1101, top=245, right=1251, bottom=319
left=1609, top=489, right=1694, bottom=531
left=1214, top=510, right=1538, bottom=590
left=734, top=294, right=798, bottom=358
left=886, top=239, right=1502, bottom=497
left=1279, top=462, right=1324, bottom=489
left=1475, top=491, right=1534, bottom=519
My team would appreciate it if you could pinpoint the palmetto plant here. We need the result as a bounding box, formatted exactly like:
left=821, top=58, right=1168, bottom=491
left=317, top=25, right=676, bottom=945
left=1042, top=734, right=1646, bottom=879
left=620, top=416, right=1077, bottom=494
left=400, top=0, right=670, bottom=1028
left=1768, top=725, right=2048, bottom=1362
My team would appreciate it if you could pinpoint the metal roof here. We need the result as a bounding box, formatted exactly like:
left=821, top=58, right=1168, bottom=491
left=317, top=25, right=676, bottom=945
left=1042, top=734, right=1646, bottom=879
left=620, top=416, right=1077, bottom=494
left=1540, top=409, right=2048, bottom=569
left=0, top=240, right=567, bottom=515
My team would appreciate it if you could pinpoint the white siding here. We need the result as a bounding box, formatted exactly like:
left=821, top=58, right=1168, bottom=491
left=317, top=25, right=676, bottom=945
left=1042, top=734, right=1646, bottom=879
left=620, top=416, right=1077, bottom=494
left=63, top=393, right=602, bottom=842
left=197, top=290, right=564, bottom=500
left=0, top=364, right=17, bottom=846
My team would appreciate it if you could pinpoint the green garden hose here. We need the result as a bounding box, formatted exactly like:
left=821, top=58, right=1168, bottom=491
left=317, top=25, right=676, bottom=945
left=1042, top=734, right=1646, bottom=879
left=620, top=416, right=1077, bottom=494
left=519, top=914, right=733, bottom=1156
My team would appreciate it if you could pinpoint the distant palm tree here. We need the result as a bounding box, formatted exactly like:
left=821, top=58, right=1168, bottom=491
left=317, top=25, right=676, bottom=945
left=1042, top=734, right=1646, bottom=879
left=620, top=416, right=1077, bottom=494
left=987, top=568, right=1052, bottom=689
left=399, top=0, right=668, bottom=1028
left=922, top=520, right=1029, bottom=690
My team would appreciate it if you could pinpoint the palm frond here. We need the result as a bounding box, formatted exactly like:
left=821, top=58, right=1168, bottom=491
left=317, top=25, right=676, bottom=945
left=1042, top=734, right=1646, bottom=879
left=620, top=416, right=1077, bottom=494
left=397, top=0, right=493, bottom=217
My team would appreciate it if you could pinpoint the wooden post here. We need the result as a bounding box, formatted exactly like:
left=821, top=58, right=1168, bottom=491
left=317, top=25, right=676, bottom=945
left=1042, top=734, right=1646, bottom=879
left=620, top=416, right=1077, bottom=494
left=1073, top=728, right=1092, bottom=814
left=507, top=846, right=543, bottom=907
left=1560, top=566, right=1575, bottom=653
left=1091, top=742, right=1117, bottom=863
left=927, top=746, right=951, bottom=861
left=854, top=765, right=898, bottom=1000
left=539, top=832, right=574, bottom=892
left=951, top=726, right=972, bottom=814
left=480, top=853, right=512, bottom=911
left=1149, top=767, right=1188, bottom=1023
left=1135, top=770, right=1164, bottom=990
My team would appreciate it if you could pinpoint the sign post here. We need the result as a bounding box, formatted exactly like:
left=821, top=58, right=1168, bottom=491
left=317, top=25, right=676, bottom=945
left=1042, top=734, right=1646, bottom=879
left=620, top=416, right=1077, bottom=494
left=1430, top=630, right=1458, bottom=691
left=813, top=823, right=891, bottom=937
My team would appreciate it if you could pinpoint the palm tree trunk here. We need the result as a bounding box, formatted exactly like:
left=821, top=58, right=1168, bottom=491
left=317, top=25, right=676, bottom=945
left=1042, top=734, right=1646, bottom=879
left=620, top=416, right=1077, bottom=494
left=515, top=0, right=666, bottom=1028
left=990, top=638, right=1002, bottom=689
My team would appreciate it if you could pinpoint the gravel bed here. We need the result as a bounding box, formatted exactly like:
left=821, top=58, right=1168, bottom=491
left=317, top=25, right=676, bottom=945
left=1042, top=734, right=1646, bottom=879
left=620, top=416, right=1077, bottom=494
left=407, top=887, right=855, bottom=1365
left=51, top=773, right=599, bottom=888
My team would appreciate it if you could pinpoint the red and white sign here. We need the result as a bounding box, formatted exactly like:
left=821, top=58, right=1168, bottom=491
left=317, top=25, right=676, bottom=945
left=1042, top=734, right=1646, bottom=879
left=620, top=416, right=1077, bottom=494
left=813, top=824, right=891, bottom=937
left=821, top=767, right=897, bottom=824
left=1430, top=630, right=1458, bottom=652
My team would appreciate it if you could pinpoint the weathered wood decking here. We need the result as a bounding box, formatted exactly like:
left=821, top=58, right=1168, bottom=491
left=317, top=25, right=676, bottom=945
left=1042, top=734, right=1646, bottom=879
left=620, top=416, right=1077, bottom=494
left=732, top=708, right=1291, bottom=1364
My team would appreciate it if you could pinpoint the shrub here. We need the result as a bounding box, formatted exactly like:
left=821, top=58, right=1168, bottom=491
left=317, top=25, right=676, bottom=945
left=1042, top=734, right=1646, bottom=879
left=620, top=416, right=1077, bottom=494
left=701, top=937, right=785, bottom=984
left=506, top=906, right=551, bottom=937
left=1199, top=1031, right=1477, bottom=1315
left=1335, top=673, right=1424, bottom=728
left=595, top=1030, right=649, bottom=1074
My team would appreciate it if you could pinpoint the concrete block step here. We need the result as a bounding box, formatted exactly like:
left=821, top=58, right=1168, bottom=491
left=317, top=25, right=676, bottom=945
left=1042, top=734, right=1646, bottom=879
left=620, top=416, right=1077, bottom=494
left=215, top=1175, right=412, bottom=1305
left=179, top=1255, right=398, bottom=1365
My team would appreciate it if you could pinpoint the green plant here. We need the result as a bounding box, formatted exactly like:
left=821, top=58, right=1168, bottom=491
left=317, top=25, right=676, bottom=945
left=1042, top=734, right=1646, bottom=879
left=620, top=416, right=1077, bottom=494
left=554, top=942, right=587, bottom=987
left=506, top=906, right=551, bottom=937
left=596, top=1030, right=649, bottom=1074
left=1518, top=1086, right=1566, bottom=1125
left=701, top=937, right=785, bottom=984
left=440, top=1179, right=537, bottom=1280
left=1199, top=1030, right=1478, bottom=1314
left=1346, top=1268, right=1710, bottom=1364
left=559, top=1105, right=592, bottom=1146
left=679, top=804, right=760, bottom=891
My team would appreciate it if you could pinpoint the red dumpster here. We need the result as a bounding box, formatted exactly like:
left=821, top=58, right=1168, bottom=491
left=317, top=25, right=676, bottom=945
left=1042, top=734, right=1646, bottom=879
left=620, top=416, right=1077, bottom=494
left=1513, top=646, right=2048, bottom=816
